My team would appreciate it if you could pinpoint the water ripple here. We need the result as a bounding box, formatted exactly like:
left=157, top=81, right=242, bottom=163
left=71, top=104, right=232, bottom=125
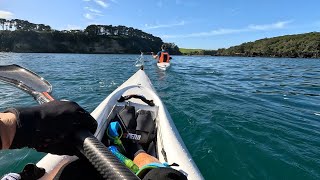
left=0, top=54, right=319, bottom=179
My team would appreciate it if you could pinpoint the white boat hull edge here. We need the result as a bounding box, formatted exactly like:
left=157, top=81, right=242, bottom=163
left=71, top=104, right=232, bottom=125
left=157, top=62, right=170, bottom=70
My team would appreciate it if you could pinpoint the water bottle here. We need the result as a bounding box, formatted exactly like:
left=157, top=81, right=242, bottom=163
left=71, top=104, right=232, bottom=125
left=108, top=146, right=139, bottom=173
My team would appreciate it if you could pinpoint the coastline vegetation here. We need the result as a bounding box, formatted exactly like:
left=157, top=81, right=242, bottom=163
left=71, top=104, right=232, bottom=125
left=1, top=19, right=319, bottom=58
left=179, top=48, right=217, bottom=56
left=216, top=32, right=320, bottom=58
left=0, top=18, right=181, bottom=54
left=180, top=32, right=320, bottom=58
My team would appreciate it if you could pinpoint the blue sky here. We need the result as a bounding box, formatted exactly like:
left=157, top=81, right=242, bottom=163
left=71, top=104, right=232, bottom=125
left=1, top=0, right=320, bottom=49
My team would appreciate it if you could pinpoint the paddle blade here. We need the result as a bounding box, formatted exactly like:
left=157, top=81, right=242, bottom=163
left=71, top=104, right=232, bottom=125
left=0, top=64, right=52, bottom=94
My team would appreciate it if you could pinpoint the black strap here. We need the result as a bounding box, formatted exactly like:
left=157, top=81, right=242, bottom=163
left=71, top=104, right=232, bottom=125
left=161, top=148, right=168, bottom=162
left=168, top=163, right=179, bottom=167
left=118, top=95, right=155, bottom=106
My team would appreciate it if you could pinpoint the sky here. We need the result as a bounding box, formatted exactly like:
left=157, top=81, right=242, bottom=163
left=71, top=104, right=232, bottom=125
left=1, top=0, right=320, bottom=49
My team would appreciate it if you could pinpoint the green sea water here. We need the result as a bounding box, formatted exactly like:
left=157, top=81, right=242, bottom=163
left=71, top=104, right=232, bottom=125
left=0, top=53, right=319, bottom=179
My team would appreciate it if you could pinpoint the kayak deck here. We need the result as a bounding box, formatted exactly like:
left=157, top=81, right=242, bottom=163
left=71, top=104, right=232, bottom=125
left=36, top=69, right=203, bottom=180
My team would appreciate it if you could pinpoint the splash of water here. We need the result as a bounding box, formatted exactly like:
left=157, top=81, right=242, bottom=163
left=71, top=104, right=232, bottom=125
left=134, top=51, right=144, bottom=67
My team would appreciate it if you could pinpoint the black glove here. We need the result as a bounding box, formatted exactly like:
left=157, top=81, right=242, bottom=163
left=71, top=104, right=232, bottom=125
left=5, top=100, right=97, bottom=155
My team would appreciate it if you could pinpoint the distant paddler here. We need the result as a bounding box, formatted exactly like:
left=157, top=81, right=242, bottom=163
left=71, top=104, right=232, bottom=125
left=151, top=44, right=171, bottom=63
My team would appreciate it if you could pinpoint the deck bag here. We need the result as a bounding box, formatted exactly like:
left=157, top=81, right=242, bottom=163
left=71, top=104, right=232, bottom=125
left=135, top=110, right=156, bottom=145
left=121, top=110, right=155, bottom=144
left=115, top=107, right=155, bottom=145
left=121, top=110, right=156, bottom=159
left=106, top=106, right=137, bottom=153
left=107, top=107, right=156, bottom=157
left=106, top=105, right=137, bottom=139
left=117, top=105, right=137, bottom=130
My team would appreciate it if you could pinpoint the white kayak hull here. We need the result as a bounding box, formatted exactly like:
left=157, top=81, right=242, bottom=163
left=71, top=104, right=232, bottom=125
left=36, top=69, right=203, bottom=179
left=157, top=62, right=170, bottom=70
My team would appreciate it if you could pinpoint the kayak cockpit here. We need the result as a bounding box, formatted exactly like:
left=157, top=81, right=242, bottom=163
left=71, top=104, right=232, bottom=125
left=56, top=98, right=160, bottom=179
left=102, top=101, right=159, bottom=158
left=36, top=69, right=204, bottom=179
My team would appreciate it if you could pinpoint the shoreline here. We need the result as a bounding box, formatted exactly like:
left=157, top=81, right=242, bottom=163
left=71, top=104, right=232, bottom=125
left=1, top=51, right=320, bottom=59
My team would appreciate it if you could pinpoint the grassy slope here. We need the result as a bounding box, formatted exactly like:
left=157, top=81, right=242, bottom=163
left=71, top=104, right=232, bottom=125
left=179, top=48, right=204, bottom=53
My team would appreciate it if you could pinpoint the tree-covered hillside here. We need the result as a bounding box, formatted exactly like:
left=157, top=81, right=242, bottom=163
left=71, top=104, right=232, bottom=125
left=217, top=32, right=320, bottom=58
left=0, top=18, right=181, bottom=54
left=180, top=48, right=217, bottom=56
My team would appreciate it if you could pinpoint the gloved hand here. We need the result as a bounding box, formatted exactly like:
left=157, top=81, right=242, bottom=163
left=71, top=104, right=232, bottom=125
left=5, top=100, right=97, bottom=155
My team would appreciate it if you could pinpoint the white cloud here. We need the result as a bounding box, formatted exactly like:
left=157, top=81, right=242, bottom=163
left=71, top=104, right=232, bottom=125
left=248, top=21, right=292, bottom=30
left=84, top=13, right=94, bottom=20
left=162, top=28, right=245, bottom=38
left=85, top=7, right=102, bottom=13
left=94, top=0, right=109, bottom=8
left=0, top=10, right=14, bottom=19
left=144, top=21, right=186, bottom=30
left=83, top=10, right=104, bottom=20
left=162, top=20, right=292, bottom=39
left=93, top=13, right=104, bottom=17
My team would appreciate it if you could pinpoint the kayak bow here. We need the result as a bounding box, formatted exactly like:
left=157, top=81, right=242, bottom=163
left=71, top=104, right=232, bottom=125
left=36, top=68, right=203, bottom=179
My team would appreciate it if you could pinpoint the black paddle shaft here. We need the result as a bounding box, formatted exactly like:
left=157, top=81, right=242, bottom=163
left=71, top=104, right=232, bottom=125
left=76, top=131, right=140, bottom=179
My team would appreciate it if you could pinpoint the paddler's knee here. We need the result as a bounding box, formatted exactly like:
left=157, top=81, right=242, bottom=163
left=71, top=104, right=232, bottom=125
left=133, top=152, right=161, bottom=168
